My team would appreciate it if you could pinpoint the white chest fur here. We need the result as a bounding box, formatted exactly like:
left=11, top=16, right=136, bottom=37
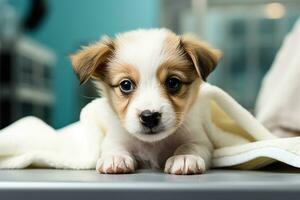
left=80, top=97, right=211, bottom=170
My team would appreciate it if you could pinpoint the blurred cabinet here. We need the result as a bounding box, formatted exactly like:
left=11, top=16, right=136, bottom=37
left=0, top=37, right=56, bottom=128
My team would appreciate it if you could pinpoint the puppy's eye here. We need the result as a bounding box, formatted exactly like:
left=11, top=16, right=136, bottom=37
left=165, top=76, right=182, bottom=93
left=119, top=79, right=134, bottom=94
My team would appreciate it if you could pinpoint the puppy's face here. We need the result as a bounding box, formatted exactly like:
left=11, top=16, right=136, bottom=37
left=71, top=29, right=221, bottom=142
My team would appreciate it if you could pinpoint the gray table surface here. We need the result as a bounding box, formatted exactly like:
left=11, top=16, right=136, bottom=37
left=0, top=168, right=300, bottom=200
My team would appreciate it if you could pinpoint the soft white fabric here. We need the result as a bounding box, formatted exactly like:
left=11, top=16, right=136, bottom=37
left=1, top=83, right=300, bottom=170
left=256, top=18, right=300, bottom=137
left=213, top=137, right=300, bottom=169
left=0, top=119, right=99, bottom=169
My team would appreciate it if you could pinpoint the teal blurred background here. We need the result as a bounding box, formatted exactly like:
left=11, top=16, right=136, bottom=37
left=2, top=0, right=159, bottom=128
left=26, top=0, right=158, bottom=128
left=0, top=0, right=299, bottom=129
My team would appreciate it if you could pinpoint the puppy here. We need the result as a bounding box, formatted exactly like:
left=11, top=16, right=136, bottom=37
left=70, top=28, right=221, bottom=175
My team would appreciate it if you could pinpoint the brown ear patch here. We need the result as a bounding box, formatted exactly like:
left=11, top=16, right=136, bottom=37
left=70, top=37, right=115, bottom=84
left=180, top=35, right=222, bottom=81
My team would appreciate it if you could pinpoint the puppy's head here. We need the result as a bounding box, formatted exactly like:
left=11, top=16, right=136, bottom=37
left=71, top=29, right=221, bottom=142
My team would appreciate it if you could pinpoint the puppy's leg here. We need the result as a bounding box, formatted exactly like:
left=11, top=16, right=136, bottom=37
left=96, top=134, right=136, bottom=174
left=80, top=99, right=136, bottom=174
left=164, top=143, right=212, bottom=175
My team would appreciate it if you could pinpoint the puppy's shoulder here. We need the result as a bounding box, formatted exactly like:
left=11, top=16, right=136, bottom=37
left=80, top=98, right=115, bottom=123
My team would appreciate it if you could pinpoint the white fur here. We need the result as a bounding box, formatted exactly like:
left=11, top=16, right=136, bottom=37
left=94, top=93, right=212, bottom=173
left=115, top=29, right=168, bottom=72
left=1, top=29, right=295, bottom=175
left=112, top=29, right=179, bottom=142
left=94, top=29, right=213, bottom=174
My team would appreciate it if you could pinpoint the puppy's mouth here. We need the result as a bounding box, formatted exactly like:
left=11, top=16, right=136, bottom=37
left=141, top=126, right=165, bottom=135
left=125, top=121, right=178, bottom=142
left=124, top=110, right=180, bottom=142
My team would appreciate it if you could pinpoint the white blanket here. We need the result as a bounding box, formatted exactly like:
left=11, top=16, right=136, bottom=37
left=1, top=83, right=300, bottom=170
left=256, top=18, right=300, bottom=137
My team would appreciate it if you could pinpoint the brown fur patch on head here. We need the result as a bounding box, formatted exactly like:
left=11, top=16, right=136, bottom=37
left=103, top=62, right=140, bottom=121
left=70, top=29, right=221, bottom=130
left=157, top=33, right=202, bottom=123
left=105, top=63, right=140, bottom=87
left=180, top=34, right=222, bottom=81
left=70, top=36, right=115, bottom=84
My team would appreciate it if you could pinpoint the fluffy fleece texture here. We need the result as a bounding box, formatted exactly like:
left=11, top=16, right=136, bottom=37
left=256, top=19, right=300, bottom=137
left=1, top=83, right=300, bottom=170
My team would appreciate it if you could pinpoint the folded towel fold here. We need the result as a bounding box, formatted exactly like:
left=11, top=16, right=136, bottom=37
left=256, top=18, right=300, bottom=137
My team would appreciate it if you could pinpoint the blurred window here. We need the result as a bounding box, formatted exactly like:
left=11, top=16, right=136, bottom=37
left=20, top=101, right=34, bottom=116
left=0, top=51, right=12, bottom=84
left=230, top=18, right=247, bottom=39
left=161, top=0, right=299, bottom=110
left=43, top=66, right=52, bottom=89
left=20, top=55, right=35, bottom=86
left=0, top=99, right=11, bottom=127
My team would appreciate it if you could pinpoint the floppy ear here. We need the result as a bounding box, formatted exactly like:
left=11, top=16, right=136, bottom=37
left=180, top=35, right=222, bottom=81
left=70, top=36, right=114, bottom=84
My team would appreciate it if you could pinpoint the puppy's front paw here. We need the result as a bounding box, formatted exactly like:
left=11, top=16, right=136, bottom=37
left=96, top=154, right=135, bottom=174
left=164, top=155, right=206, bottom=175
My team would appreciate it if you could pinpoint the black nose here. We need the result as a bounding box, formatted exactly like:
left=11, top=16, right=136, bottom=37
left=139, top=110, right=161, bottom=129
